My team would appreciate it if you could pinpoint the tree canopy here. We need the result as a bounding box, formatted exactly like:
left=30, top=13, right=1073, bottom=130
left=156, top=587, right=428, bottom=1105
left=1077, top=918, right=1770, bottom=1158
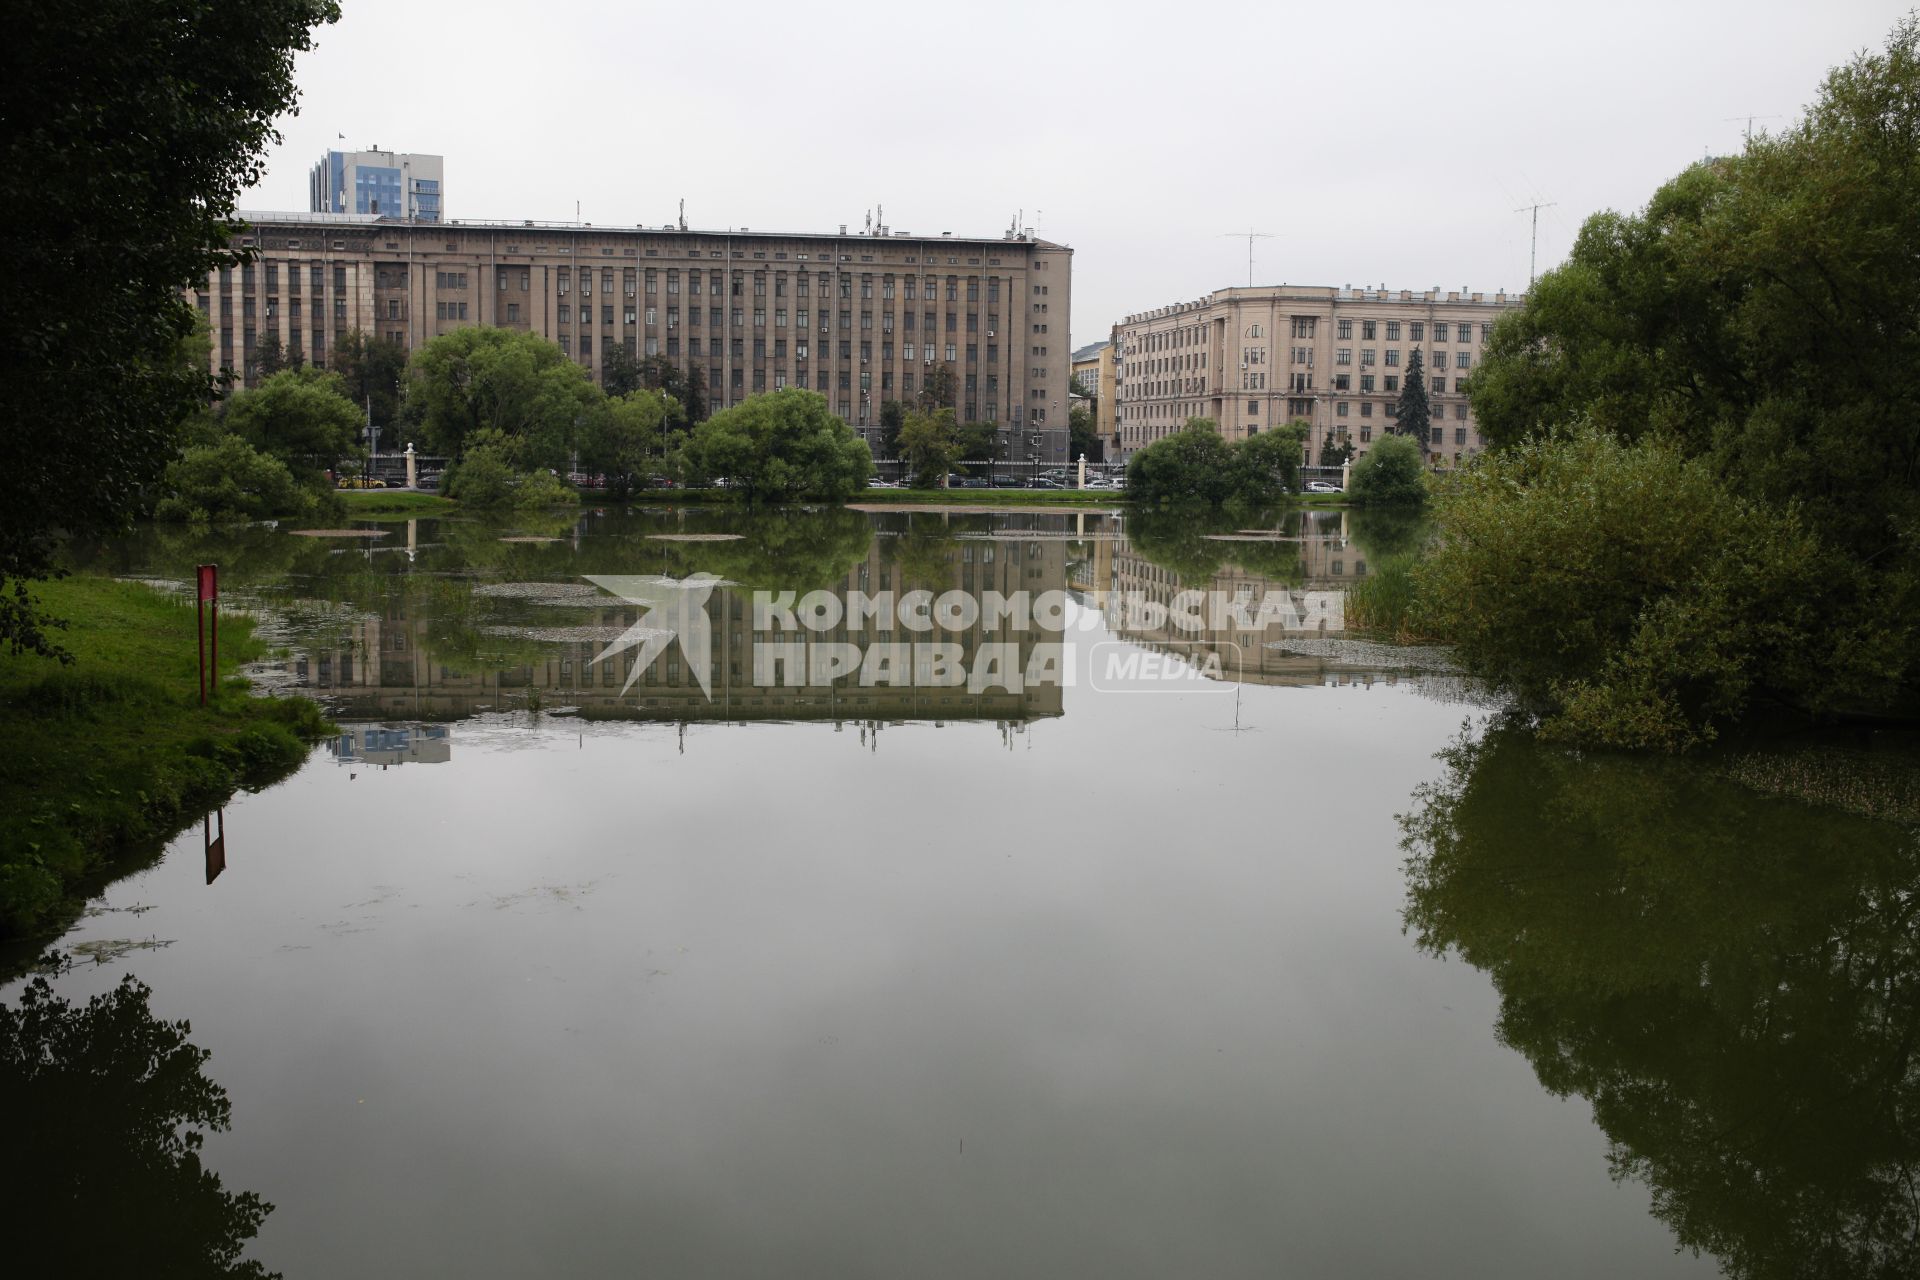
left=1125, top=419, right=1307, bottom=508
left=1443, top=17, right=1920, bottom=737
left=1346, top=434, right=1427, bottom=507
left=0, top=0, right=341, bottom=656
left=578, top=389, right=675, bottom=497
left=679, top=389, right=872, bottom=503
left=897, top=408, right=965, bottom=486
left=408, top=327, right=596, bottom=470
left=221, top=367, right=362, bottom=474
left=1394, top=348, right=1430, bottom=447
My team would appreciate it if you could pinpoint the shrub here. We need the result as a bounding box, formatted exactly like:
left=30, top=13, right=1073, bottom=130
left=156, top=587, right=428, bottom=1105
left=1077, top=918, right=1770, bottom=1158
left=1347, top=434, right=1427, bottom=506
left=154, top=436, right=315, bottom=522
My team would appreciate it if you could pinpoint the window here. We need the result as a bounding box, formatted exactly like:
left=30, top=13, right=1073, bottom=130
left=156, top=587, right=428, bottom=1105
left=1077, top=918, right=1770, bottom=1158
left=1432, top=377, right=1447, bottom=393
left=1386, top=321, right=1401, bottom=340
left=1384, top=375, right=1399, bottom=392
left=507, top=302, right=521, bottom=323
left=1336, top=402, right=1349, bottom=417
left=1433, top=323, right=1448, bottom=342
left=1409, top=321, right=1424, bottom=341
left=1337, top=319, right=1353, bottom=339
left=1455, top=427, right=1468, bottom=444
left=1336, top=347, right=1352, bottom=366
left=1362, top=320, right=1376, bottom=339
left=1458, top=323, right=1472, bottom=342
left=1456, top=404, right=1470, bottom=420
left=1360, top=375, right=1375, bottom=393
left=1360, top=402, right=1373, bottom=418
left=1385, top=349, right=1400, bottom=367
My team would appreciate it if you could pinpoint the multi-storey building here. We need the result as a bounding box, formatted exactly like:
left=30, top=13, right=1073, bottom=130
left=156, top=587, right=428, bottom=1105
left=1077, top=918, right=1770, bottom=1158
left=1070, top=339, right=1119, bottom=456
left=1113, top=283, right=1524, bottom=467
left=191, top=211, right=1074, bottom=462
left=309, top=148, right=444, bottom=222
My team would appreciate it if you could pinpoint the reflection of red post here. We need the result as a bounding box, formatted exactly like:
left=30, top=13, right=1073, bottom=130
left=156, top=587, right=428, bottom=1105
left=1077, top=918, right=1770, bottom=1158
left=204, top=809, right=226, bottom=884
left=196, top=565, right=218, bottom=706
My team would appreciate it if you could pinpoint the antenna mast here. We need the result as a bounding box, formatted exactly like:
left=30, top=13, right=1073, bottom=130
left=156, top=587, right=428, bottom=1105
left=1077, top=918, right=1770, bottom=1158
left=1514, top=202, right=1556, bottom=288
left=1222, top=231, right=1276, bottom=288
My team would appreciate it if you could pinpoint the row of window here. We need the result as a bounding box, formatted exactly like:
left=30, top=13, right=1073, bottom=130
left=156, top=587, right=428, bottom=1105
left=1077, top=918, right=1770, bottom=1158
left=549, top=303, right=998, bottom=334
left=545, top=268, right=1005, bottom=303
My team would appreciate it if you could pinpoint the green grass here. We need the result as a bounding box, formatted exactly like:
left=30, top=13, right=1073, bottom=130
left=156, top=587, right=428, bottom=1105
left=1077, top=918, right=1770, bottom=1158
left=1345, top=552, right=1432, bottom=639
left=335, top=489, right=458, bottom=516
left=0, top=575, right=330, bottom=951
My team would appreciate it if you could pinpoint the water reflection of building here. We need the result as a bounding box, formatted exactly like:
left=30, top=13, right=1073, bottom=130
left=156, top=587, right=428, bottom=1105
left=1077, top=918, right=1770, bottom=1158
left=329, top=724, right=452, bottom=766
left=1110, top=513, right=1428, bottom=689
left=284, top=535, right=1070, bottom=726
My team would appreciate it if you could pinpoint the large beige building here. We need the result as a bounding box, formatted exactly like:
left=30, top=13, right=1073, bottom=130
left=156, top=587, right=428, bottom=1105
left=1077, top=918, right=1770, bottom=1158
left=1113, top=283, right=1524, bottom=467
left=192, top=211, right=1075, bottom=462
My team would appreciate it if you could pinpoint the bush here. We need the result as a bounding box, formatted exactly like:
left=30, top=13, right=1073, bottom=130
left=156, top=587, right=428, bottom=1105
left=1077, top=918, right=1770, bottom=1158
left=678, top=388, right=872, bottom=502
left=154, top=436, right=315, bottom=522
left=1347, top=434, right=1427, bottom=506
left=1412, top=428, right=1827, bottom=750
left=1127, top=418, right=1305, bottom=508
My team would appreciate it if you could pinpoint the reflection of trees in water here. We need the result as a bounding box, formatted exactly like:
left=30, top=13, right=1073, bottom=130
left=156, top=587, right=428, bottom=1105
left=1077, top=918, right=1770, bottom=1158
left=1, top=975, right=277, bottom=1277
left=1125, top=506, right=1301, bottom=585
left=1402, top=725, right=1920, bottom=1279
left=1347, top=507, right=1431, bottom=561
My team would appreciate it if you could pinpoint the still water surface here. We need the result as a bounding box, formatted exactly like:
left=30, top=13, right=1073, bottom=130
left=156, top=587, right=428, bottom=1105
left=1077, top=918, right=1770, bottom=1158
left=15, top=505, right=1907, bottom=1276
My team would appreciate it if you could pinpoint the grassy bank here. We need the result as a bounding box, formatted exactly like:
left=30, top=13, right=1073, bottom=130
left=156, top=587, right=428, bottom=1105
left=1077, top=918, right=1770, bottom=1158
left=335, top=489, right=459, bottom=516
left=0, top=575, right=329, bottom=948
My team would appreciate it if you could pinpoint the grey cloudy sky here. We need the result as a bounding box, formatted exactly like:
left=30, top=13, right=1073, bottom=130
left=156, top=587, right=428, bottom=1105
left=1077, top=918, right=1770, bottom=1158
left=249, top=0, right=1909, bottom=349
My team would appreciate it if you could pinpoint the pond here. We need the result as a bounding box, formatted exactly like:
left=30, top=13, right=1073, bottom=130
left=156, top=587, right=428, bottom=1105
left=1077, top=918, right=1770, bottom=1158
left=9, top=503, right=1912, bottom=1277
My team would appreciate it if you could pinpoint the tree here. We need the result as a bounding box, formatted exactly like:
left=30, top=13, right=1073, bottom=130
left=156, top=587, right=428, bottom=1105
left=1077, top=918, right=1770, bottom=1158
left=154, top=436, right=317, bottom=523
left=878, top=399, right=909, bottom=458
left=1068, top=373, right=1096, bottom=401
left=678, top=389, right=872, bottom=502
left=601, top=343, right=643, bottom=397
left=1395, top=347, right=1430, bottom=449
left=635, top=356, right=708, bottom=427
left=1125, top=419, right=1238, bottom=506
left=1, top=976, right=281, bottom=1277
left=0, top=0, right=341, bottom=657
left=917, top=363, right=958, bottom=413
left=248, top=330, right=300, bottom=382
left=1412, top=429, right=1827, bottom=749
left=1068, top=403, right=1103, bottom=462
left=220, top=367, right=362, bottom=476
left=578, top=389, right=674, bottom=497
left=1231, top=423, right=1308, bottom=504
left=1347, top=434, right=1428, bottom=507
left=329, top=330, right=408, bottom=436
left=408, top=327, right=598, bottom=469
left=898, top=408, right=965, bottom=487
left=1455, top=17, right=1920, bottom=727
left=1319, top=427, right=1355, bottom=468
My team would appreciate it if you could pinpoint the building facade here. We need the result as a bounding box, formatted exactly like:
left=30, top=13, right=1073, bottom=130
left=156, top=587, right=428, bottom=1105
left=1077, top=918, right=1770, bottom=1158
left=1113, top=284, right=1524, bottom=467
left=1069, top=339, right=1119, bottom=456
left=309, top=148, right=444, bottom=222
left=192, top=211, right=1073, bottom=462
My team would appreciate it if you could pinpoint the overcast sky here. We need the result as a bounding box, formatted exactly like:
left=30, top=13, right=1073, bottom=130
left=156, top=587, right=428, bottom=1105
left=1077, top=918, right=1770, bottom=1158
left=249, top=0, right=1909, bottom=350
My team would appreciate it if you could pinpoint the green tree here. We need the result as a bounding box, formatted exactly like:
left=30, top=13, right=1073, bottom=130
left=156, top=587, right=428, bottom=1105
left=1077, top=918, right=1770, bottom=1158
left=1231, top=422, right=1308, bottom=504
left=1347, top=434, right=1427, bottom=507
left=1394, top=348, right=1430, bottom=448
left=1463, top=19, right=1920, bottom=723
left=1125, top=419, right=1236, bottom=506
left=1, top=976, right=281, bottom=1277
left=1412, top=429, right=1827, bottom=750
left=1068, top=403, right=1103, bottom=462
left=678, top=389, right=872, bottom=502
left=635, top=356, right=708, bottom=426
left=898, top=408, right=965, bottom=487
left=917, top=363, right=958, bottom=413
left=329, top=330, right=408, bottom=436
left=578, top=389, right=674, bottom=497
left=154, top=436, right=317, bottom=523
left=408, top=327, right=598, bottom=469
left=1319, top=429, right=1355, bottom=468
left=878, top=399, right=909, bottom=459
left=248, top=329, right=300, bottom=382
left=221, top=367, right=362, bottom=476
left=601, top=342, right=643, bottom=397
left=0, top=0, right=340, bottom=657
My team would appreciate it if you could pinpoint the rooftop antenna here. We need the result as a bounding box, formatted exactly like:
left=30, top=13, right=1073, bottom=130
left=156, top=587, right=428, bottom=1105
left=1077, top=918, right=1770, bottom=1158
left=678, top=198, right=686, bottom=231
left=1514, top=201, right=1556, bottom=287
left=1723, top=113, right=1783, bottom=144
left=1223, top=231, right=1276, bottom=288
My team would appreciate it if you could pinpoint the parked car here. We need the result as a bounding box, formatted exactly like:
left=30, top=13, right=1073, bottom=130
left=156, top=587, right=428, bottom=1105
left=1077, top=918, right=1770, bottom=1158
left=337, top=476, right=386, bottom=489
left=1305, top=480, right=1343, bottom=494
left=1028, top=477, right=1064, bottom=490
left=417, top=471, right=442, bottom=491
